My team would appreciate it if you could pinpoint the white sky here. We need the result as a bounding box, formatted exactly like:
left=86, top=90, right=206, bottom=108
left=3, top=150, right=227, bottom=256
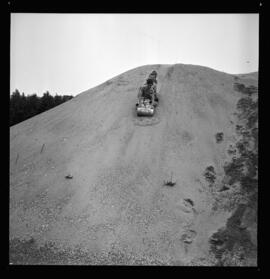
left=10, top=13, right=259, bottom=96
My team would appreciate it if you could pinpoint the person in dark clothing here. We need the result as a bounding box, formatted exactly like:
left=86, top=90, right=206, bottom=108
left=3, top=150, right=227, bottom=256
left=148, top=70, right=157, bottom=86
left=138, top=78, right=155, bottom=105
left=147, top=70, right=158, bottom=103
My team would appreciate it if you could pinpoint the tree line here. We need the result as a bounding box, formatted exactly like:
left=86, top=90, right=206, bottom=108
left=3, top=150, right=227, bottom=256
left=10, top=89, right=74, bottom=126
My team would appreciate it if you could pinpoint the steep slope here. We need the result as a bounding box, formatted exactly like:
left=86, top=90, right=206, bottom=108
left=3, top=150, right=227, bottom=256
left=10, top=64, right=258, bottom=265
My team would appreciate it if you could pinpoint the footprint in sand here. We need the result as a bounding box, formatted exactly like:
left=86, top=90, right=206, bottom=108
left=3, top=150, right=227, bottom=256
left=181, top=229, right=197, bottom=244
left=181, top=229, right=198, bottom=254
left=176, top=198, right=197, bottom=215
left=175, top=199, right=198, bottom=251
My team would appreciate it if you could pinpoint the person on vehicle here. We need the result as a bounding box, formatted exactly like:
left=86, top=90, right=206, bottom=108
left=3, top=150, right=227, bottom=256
left=147, top=70, right=158, bottom=102
left=138, top=78, right=155, bottom=105
left=148, top=70, right=157, bottom=86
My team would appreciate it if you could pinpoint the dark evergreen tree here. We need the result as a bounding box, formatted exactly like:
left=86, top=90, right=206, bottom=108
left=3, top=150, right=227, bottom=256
left=38, top=91, right=55, bottom=113
left=25, top=94, right=40, bottom=119
left=54, top=94, right=63, bottom=106
left=10, top=90, right=73, bottom=126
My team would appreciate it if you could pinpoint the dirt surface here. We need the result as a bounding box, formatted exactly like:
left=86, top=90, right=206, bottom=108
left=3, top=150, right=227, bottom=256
left=9, top=64, right=258, bottom=265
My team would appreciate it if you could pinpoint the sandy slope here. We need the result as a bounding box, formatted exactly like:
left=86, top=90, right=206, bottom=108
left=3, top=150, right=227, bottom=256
left=9, top=64, right=258, bottom=265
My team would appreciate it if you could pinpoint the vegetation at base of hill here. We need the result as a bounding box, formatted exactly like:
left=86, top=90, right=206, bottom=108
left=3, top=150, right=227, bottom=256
left=224, top=92, right=258, bottom=193
left=233, top=83, right=258, bottom=96
left=10, top=89, right=74, bottom=126
left=208, top=83, right=258, bottom=266
left=209, top=203, right=257, bottom=266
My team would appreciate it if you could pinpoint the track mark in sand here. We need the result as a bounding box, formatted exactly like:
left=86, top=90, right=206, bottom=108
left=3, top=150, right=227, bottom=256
left=181, top=131, right=194, bottom=145
left=133, top=115, right=161, bottom=126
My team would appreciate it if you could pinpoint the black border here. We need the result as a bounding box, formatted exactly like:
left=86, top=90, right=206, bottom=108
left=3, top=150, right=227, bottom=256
left=7, top=0, right=264, bottom=273
left=8, top=0, right=261, bottom=13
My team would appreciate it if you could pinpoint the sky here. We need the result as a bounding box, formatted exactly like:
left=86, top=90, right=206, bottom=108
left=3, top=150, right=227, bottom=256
left=10, top=13, right=259, bottom=97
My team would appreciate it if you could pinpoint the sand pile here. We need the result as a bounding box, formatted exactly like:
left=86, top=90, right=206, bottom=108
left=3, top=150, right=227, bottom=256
left=10, top=64, right=258, bottom=265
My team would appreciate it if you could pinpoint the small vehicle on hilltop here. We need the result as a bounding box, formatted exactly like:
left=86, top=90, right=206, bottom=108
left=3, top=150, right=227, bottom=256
left=135, top=72, right=159, bottom=117
left=136, top=98, right=156, bottom=117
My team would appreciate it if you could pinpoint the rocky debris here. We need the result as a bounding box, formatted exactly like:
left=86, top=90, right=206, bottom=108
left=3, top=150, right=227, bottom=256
left=163, top=181, right=176, bottom=187
left=227, top=144, right=237, bottom=155
left=209, top=234, right=228, bottom=246
left=215, top=132, right=224, bottom=143
left=163, top=172, right=176, bottom=187
left=223, top=158, right=245, bottom=185
left=204, top=166, right=216, bottom=185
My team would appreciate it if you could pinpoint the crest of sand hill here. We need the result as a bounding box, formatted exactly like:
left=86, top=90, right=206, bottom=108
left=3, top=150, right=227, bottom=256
left=10, top=64, right=258, bottom=265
